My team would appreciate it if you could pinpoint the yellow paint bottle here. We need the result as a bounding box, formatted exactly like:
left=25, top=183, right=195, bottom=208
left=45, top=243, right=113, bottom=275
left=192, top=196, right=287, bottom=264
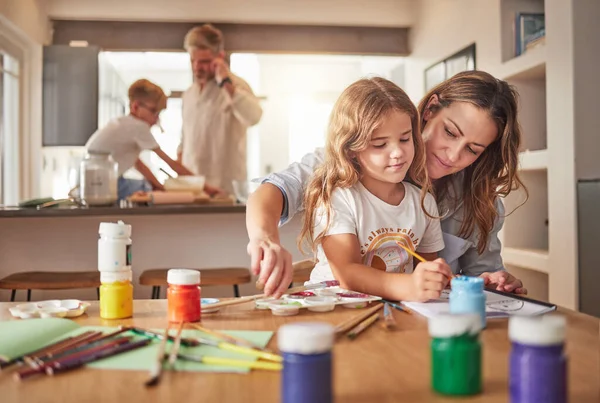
left=100, top=269, right=133, bottom=319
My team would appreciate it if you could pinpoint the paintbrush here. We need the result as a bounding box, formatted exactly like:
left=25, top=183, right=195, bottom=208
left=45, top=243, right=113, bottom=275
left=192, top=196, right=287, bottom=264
left=203, top=280, right=341, bottom=311
left=126, top=326, right=200, bottom=347
left=381, top=303, right=397, bottom=330
left=383, top=300, right=414, bottom=315
left=188, top=324, right=270, bottom=352
left=16, top=337, right=134, bottom=380
left=46, top=339, right=151, bottom=376
left=396, top=242, right=455, bottom=281
left=170, top=352, right=282, bottom=371
left=28, top=328, right=130, bottom=367
left=195, top=337, right=283, bottom=363
left=1, top=334, right=84, bottom=370
left=167, top=322, right=185, bottom=368
left=24, top=331, right=105, bottom=368
left=145, top=327, right=171, bottom=387
left=335, top=303, right=383, bottom=335
left=346, top=311, right=380, bottom=340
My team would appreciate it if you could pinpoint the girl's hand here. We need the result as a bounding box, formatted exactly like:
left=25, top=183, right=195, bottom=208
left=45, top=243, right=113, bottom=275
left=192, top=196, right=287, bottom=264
left=409, top=258, right=452, bottom=302
left=479, top=271, right=527, bottom=294
left=246, top=237, right=293, bottom=298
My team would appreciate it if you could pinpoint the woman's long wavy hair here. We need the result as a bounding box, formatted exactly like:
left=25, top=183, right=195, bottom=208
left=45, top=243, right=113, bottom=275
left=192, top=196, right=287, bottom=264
left=419, top=71, right=528, bottom=254
left=298, top=77, right=431, bottom=254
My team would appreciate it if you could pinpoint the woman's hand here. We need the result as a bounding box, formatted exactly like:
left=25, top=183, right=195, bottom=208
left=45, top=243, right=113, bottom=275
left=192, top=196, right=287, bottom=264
left=479, top=271, right=527, bottom=294
left=409, top=258, right=453, bottom=302
left=247, top=237, right=293, bottom=298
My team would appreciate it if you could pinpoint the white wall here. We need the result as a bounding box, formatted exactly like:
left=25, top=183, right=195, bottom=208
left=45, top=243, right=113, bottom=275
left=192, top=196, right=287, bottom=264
left=0, top=0, right=51, bottom=45
left=404, top=0, right=502, bottom=103
left=252, top=54, right=405, bottom=177
left=0, top=0, right=51, bottom=200
left=45, top=0, right=416, bottom=27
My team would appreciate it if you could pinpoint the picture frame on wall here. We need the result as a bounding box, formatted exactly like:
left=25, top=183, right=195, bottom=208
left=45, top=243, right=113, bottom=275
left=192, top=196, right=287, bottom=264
left=424, top=44, right=476, bottom=92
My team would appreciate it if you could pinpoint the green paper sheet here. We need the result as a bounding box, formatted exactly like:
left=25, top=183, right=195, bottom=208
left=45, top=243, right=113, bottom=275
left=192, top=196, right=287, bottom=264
left=0, top=319, right=274, bottom=374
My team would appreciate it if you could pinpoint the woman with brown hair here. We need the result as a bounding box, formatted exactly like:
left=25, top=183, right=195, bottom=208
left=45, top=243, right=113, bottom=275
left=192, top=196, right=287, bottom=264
left=247, top=71, right=528, bottom=298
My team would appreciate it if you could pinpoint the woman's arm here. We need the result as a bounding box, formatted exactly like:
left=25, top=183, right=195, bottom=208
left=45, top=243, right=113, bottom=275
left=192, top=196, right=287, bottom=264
left=260, top=149, right=325, bottom=225
left=244, top=150, right=325, bottom=297
left=459, top=199, right=527, bottom=294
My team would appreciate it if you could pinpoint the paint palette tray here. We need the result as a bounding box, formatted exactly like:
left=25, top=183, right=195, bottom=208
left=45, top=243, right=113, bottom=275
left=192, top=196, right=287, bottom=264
left=256, top=287, right=381, bottom=316
left=8, top=299, right=91, bottom=319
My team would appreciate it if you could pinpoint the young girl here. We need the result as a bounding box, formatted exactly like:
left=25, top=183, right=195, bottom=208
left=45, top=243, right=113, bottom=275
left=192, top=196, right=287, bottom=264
left=298, top=77, right=452, bottom=302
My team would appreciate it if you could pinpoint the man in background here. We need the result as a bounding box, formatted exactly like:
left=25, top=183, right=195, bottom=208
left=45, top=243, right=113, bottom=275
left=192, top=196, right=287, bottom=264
left=178, top=24, right=263, bottom=195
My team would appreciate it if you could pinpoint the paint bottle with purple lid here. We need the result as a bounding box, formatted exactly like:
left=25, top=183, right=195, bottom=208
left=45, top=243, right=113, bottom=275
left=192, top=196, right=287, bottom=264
left=509, top=314, right=567, bottom=403
left=278, top=322, right=334, bottom=403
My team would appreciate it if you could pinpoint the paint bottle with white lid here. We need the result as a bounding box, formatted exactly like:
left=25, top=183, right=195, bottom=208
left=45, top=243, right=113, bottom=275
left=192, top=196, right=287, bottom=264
left=509, top=314, right=567, bottom=403
left=278, top=322, right=334, bottom=403
left=98, top=220, right=132, bottom=272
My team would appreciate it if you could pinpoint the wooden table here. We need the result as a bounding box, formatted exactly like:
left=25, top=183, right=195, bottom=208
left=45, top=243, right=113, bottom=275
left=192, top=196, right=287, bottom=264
left=0, top=300, right=598, bottom=403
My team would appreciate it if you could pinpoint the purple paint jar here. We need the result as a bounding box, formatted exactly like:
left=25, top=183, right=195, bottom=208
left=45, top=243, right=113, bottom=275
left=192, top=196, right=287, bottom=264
left=278, top=322, right=335, bottom=403
left=509, top=314, right=567, bottom=403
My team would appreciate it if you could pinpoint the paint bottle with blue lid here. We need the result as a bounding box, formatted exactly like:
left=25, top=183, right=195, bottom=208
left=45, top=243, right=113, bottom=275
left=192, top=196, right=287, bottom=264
left=509, top=314, right=567, bottom=403
left=278, top=322, right=334, bottom=403
left=449, top=276, right=486, bottom=328
left=428, top=313, right=482, bottom=396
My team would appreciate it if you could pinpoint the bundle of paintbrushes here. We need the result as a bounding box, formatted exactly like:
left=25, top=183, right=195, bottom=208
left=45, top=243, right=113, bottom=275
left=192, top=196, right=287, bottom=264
left=7, top=328, right=151, bottom=381
left=144, top=322, right=283, bottom=387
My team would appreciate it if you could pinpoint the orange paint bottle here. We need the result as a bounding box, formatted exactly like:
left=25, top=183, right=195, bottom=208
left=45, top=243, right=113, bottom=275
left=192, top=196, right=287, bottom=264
left=167, top=269, right=201, bottom=322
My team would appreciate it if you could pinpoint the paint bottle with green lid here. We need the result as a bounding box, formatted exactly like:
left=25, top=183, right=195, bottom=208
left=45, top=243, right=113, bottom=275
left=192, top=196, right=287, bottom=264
left=428, top=313, right=482, bottom=396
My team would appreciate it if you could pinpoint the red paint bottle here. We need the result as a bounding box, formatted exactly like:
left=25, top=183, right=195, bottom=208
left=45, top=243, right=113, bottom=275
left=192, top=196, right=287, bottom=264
left=167, top=269, right=201, bottom=322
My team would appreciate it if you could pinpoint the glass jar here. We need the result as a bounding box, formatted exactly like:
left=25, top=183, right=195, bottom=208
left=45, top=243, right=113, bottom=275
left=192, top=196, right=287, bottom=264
left=80, top=151, right=118, bottom=206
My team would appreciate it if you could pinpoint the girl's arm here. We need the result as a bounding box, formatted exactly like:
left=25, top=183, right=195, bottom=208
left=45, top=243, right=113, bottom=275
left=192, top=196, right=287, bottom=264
left=322, top=234, right=451, bottom=301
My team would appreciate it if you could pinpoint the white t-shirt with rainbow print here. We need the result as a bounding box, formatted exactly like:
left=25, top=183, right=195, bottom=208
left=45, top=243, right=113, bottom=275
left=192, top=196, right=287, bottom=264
left=309, top=181, right=445, bottom=284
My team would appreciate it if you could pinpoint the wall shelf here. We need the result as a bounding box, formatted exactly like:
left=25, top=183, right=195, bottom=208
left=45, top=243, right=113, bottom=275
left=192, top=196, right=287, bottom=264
left=503, top=247, right=550, bottom=273
left=519, top=149, right=548, bottom=171
left=498, top=45, right=546, bottom=81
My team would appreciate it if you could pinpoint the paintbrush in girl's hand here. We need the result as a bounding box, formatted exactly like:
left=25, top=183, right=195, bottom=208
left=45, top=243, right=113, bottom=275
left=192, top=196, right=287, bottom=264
left=145, top=326, right=171, bottom=387
left=396, top=242, right=455, bottom=281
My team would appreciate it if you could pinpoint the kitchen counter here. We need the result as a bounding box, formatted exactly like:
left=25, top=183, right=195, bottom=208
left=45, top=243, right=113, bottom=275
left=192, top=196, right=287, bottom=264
left=0, top=203, right=246, bottom=218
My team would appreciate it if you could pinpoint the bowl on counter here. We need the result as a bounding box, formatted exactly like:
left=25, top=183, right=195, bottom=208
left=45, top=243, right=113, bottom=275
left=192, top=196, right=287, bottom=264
left=231, top=180, right=260, bottom=204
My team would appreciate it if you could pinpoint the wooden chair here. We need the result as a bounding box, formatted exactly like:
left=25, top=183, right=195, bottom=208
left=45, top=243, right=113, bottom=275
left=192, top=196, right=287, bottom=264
left=0, top=271, right=101, bottom=302
left=139, top=268, right=252, bottom=299
left=291, top=259, right=317, bottom=285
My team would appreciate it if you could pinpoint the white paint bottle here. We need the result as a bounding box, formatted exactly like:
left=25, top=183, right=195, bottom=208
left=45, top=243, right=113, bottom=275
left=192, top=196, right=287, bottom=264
left=98, top=220, right=132, bottom=272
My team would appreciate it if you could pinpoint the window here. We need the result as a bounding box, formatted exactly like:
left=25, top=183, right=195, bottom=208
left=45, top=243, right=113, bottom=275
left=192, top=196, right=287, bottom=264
left=0, top=50, right=20, bottom=205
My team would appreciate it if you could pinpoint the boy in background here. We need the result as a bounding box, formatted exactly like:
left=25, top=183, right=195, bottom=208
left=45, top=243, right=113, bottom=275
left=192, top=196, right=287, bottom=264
left=86, top=79, right=221, bottom=200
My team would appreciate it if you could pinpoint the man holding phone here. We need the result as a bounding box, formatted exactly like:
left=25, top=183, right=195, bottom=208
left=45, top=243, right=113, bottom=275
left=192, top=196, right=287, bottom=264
left=178, top=24, right=263, bottom=195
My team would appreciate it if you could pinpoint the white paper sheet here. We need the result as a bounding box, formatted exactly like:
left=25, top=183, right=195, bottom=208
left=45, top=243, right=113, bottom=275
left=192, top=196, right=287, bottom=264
left=401, top=290, right=556, bottom=319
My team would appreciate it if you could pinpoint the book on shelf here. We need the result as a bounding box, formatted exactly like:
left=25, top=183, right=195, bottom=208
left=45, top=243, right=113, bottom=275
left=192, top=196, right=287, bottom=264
left=515, top=13, right=545, bottom=57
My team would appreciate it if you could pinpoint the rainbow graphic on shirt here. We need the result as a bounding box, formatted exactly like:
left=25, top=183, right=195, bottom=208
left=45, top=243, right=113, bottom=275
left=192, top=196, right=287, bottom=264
left=360, top=228, right=418, bottom=273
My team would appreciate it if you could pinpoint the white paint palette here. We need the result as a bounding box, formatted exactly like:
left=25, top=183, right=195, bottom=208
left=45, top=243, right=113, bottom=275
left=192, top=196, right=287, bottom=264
left=8, top=299, right=91, bottom=319
left=256, top=287, right=381, bottom=316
